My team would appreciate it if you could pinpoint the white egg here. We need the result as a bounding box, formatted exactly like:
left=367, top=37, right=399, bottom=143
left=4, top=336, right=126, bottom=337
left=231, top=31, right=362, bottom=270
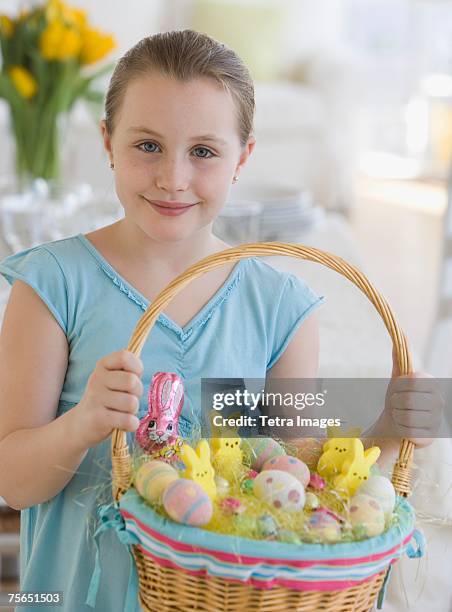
left=253, top=469, right=305, bottom=512
left=350, top=493, right=385, bottom=538
left=359, top=476, right=396, bottom=517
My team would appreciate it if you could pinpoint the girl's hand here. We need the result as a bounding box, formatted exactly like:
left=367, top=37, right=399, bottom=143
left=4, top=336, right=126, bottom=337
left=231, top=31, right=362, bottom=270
left=385, top=348, right=444, bottom=448
left=73, top=350, right=144, bottom=449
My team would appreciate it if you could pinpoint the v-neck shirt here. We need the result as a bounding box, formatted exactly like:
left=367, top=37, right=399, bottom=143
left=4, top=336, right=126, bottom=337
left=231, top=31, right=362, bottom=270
left=0, top=234, right=324, bottom=611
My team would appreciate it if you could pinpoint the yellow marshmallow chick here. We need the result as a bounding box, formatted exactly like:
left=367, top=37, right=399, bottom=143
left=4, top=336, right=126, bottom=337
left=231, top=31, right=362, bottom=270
left=317, top=437, right=358, bottom=479
left=333, top=439, right=381, bottom=497
left=180, top=440, right=217, bottom=500
left=211, top=437, right=243, bottom=483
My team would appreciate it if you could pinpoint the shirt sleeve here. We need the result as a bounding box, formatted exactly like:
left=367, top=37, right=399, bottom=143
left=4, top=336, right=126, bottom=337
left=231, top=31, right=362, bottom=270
left=267, top=273, right=325, bottom=370
left=0, top=245, right=69, bottom=334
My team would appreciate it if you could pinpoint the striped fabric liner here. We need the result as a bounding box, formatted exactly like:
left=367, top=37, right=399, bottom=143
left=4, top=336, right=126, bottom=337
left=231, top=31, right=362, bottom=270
left=120, top=490, right=416, bottom=592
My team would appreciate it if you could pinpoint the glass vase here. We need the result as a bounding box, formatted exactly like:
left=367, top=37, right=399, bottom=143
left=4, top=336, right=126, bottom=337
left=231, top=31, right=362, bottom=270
left=8, top=103, right=63, bottom=190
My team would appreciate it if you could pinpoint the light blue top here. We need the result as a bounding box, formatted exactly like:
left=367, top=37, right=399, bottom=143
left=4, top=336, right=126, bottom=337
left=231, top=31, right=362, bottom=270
left=0, top=234, right=324, bottom=612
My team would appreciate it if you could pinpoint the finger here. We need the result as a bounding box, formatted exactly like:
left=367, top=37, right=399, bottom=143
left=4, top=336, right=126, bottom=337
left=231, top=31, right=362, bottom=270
left=390, top=377, right=439, bottom=396
left=393, top=424, right=435, bottom=439
left=110, top=411, right=140, bottom=433
left=390, top=392, right=434, bottom=411
left=105, top=370, right=144, bottom=396
left=102, top=389, right=140, bottom=414
left=392, top=407, right=434, bottom=429
left=101, top=350, right=144, bottom=375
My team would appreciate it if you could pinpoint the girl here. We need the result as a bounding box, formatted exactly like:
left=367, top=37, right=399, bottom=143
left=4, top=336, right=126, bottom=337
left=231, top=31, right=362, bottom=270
left=0, top=30, right=442, bottom=612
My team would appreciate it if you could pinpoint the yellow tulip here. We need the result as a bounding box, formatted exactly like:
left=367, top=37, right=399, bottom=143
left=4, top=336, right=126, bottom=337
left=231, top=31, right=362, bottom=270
left=45, top=0, right=86, bottom=29
left=9, top=66, right=38, bottom=99
left=80, top=27, right=116, bottom=65
left=45, top=0, right=65, bottom=23
left=39, top=20, right=81, bottom=61
left=69, top=8, right=87, bottom=29
left=0, top=14, right=14, bottom=38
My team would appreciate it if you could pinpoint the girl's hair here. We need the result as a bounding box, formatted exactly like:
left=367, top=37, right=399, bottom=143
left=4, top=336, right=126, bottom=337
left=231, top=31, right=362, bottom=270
left=104, top=29, right=255, bottom=146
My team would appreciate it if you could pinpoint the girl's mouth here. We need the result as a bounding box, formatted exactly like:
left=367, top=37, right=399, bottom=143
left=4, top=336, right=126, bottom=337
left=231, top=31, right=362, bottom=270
left=143, top=197, right=198, bottom=216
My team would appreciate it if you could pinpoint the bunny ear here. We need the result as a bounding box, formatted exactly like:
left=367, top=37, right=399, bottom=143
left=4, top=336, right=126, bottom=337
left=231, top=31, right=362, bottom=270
left=196, top=439, right=212, bottom=464
left=172, top=381, right=184, bottom=418
left=364, top=446, right=381, bottom=465
left=180, top=443, right=200, bottom=469
left=350, top=438, right=365, bottom=459
left=147, top=372, right=163, bottom=416
left=148, top=372, right=184, bottom=420
left=163, top=378, right=184, bottom=421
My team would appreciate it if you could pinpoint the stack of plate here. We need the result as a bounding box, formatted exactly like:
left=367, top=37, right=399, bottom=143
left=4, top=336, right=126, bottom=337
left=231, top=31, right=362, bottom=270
left=216, top=185, right=323, bottom=244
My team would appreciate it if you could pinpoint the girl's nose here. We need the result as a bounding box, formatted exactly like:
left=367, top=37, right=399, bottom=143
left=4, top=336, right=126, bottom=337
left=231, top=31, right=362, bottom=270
left=155, top=157, right=190, bottom=192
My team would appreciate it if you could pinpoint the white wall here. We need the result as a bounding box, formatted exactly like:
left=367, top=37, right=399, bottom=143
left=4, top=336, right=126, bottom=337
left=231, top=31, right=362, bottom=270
left=0, top=0, right=346, bottom=59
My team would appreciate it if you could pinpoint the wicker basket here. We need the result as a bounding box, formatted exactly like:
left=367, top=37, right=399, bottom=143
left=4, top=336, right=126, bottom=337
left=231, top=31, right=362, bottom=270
left=110, top=243, right=420, bottom=612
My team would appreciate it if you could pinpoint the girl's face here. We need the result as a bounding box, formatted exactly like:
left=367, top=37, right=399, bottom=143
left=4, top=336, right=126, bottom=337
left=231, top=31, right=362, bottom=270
left=101, top=73, right=255, bottom=243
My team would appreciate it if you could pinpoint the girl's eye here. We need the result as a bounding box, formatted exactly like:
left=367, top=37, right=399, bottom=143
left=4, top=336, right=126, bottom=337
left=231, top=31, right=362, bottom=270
left=193, top=146, right=215, bottom=159
left=137, top=142, right=215, bottom=158
left=138, top=141, right=159, bottom=153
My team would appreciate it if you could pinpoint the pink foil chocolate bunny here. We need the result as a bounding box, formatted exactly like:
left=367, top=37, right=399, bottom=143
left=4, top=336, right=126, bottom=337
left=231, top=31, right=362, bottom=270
left=136, top=372, right=184, bottom=459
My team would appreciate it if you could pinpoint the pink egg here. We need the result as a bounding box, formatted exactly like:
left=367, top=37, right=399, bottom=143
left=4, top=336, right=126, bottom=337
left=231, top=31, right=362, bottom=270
left=262, top=455, right=310, bottom=487
left=163, top=479, right=213, bottom=526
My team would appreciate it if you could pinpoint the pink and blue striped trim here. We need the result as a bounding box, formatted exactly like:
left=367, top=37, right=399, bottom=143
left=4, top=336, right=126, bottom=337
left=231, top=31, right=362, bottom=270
left=120, top=489, right=416, bottom=592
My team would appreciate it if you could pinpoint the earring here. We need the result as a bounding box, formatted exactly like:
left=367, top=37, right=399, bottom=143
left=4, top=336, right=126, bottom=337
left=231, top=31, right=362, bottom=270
left=110, top=162, right=114, bottom=170
left=233, top=175, right=239, bottom=183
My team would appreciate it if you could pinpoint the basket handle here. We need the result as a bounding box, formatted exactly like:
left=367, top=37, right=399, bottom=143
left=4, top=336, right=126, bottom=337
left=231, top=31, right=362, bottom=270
left=111, top=242, right=414, bottom=501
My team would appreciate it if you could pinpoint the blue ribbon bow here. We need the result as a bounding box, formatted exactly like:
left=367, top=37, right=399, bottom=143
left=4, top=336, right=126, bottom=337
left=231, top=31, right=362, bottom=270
left=86, top=501, right=140, bottom=609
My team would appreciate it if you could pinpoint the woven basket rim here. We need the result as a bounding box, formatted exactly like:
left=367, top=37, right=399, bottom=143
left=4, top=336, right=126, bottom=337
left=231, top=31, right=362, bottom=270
left=120, top=488, right=415, bottom=560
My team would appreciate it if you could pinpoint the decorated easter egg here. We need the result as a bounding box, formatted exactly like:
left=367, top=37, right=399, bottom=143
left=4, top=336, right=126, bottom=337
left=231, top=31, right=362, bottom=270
left=358, top=476, right=396, bottom=517
left=304, top=492, right=320, bottom=510
left=233, top=514, right=257, bottom=535
left=243, top=437, right=285, bottom=470
left=134, top=460, right=179, bottom=504
left=241, top=478, right=255, bottom=494
left=257, top=514, right=278, bottom=538
left=291, top=437, right=323, bottom=470
left=253, top=470, right=305, bottom=511
left=214, top=475, right=230, bottom=496
left=349, top=494, right=385, bottom=539
left=305, top=509, right=341, bottom=543
left=163, top=479, right=213, bottom=526
left=263, top=455, right=310, bottom=487
left=241, top=469, right=258, bottom=493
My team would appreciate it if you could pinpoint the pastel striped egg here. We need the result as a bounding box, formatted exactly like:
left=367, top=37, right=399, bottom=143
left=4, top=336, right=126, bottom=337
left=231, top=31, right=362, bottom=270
left=134, top=460, right=179, bottom=504
left=163, top=479, right=213, bottom=526
left=243, top=437, right=285, bottom=470
left=262, top=455, right=310, bottom=487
